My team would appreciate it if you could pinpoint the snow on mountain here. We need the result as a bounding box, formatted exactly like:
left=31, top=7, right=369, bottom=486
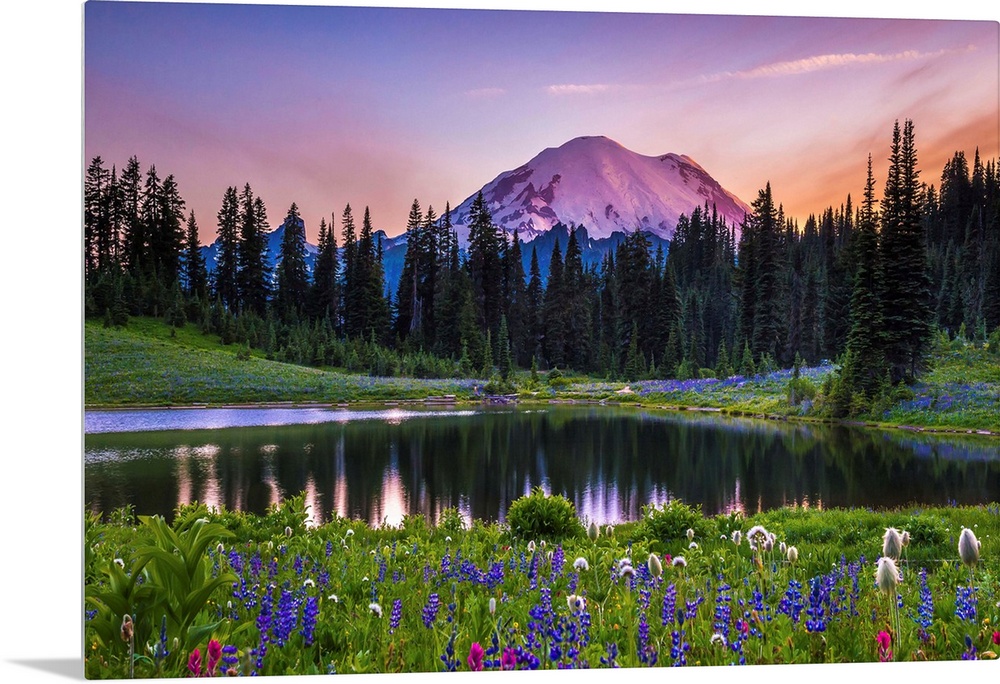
left=447, top=135, right=750, bottom=244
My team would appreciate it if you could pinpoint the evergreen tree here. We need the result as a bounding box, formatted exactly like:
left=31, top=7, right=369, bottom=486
left=504, top=230, right=530, bottom=366
left=394, top=198, right=424, bottom=341
left=466, top=191, right=504, bottom=344
left=542, top=240, right=566, bottom=368
left=182, top=210, right=208, bottom=300
left=274, top=203, right=309, bottom=320
left=310, top=214, right=340, bottom=325
left=214, top=186, right=241, bottom=311
left=526, top=245, right=545, bottom=364
left=238, top=184, right=271, bottom=316
left=880, top=120, right=933, bottom=382
left=843, top=154, right=886, bottom=396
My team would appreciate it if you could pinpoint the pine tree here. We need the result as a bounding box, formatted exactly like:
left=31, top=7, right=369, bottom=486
left=504, top=230, right=530, bottom=366
left=542, top=240, right=566, bottom=368
left=466, top=191, right=504, bottom=344
left=182, top=211, right=208, bottom=300
left=238, top=184, right=271, bottom=316
left=274, top=203, right=309, bottom=321
left=310, top=214, right=340, bottom=326
left=843, top=155, right=886, bottom=396
left=880, top=120, right=933, bottom=382
left=394, top=198, right=424, bottom=341
left=214, top=186, right=241, bottom=311
left=526, top=245, right=544, bottom=364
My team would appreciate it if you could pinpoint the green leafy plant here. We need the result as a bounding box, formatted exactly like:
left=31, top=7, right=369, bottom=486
left=640, top=499, right=707, bottom=546
left=505, top=487, right=583, bottom=540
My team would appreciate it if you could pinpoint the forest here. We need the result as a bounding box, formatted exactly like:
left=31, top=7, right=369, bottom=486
left=84, top=120, right=1000, bottom=416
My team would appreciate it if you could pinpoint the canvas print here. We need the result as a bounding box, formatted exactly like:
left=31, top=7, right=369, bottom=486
left=83, top=0, right=1000, bottom=678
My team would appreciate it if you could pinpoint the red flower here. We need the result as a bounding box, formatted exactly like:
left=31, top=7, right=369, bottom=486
left=188, top=648, right=202, bottom=676
left=206, top=639, right=223, bottom=675
left=876, top=631, right=893, bottom=662
left=992, top=630, right=1000, bottom=646
left=467, top=642, right=485, bottom=671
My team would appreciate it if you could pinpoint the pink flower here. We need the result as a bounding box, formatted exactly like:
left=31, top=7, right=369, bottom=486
left=993, top=630, right=1000, bottom=646
left=188, top=648, right=202, bottom=676
left=467, top=642, right=485, bottom=671
left=501, top=647, right=517, bottom=670
left=206, top=639, right=222, bottom=675
left=876, top=631, right=893, bottom=662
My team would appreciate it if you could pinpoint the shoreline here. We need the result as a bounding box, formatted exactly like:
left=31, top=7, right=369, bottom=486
left=83, top=395, right=999, bottom=439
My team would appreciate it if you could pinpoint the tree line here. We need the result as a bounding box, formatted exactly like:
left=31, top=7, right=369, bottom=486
left=84, top=119, right=1000, bottom=398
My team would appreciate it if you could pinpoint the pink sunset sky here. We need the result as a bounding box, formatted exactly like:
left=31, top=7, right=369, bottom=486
left=84, top=1, right=998, bottom=245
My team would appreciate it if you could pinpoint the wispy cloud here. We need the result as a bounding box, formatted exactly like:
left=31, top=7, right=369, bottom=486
left=702, top=46, right=973, bottom=83
left=545, top=83, right=615, bottom=96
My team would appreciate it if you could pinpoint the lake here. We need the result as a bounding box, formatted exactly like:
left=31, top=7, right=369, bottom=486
left=84, top=405, right=1000, bottom=526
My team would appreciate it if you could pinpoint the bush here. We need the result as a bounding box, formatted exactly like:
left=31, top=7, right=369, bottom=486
left=640, top=499, right=707, bottom=544
left=506, top=487, right=583, bottom=540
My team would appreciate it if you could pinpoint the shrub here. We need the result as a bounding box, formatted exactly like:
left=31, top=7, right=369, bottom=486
left=506, top=487, right=583, bottom=540
left=640, top=499, right=707, bottom=545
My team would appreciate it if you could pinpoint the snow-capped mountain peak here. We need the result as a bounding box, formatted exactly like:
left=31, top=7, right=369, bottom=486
left=447, top=135, right=750, bottom=243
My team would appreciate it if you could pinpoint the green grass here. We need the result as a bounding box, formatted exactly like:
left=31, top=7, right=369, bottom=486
left=85, top=319, right=477, bottom=406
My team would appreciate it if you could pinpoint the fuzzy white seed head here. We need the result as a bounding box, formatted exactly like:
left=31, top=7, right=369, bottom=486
left=573, top=557, right=590, bottom=572
left=489, top=597, right=496, bottom=615
left=901, top=530, right=910, bottom=547
left=587, top=521, right=600, bottom=541
left=328, top=594, right=339, bottom=603
left=284, top=526, right=293, bottom=537
left=217, top=543, right=225, bottom=555
left=345, top=528, right=354, bottom=537
left=605, top=525, right=614, bottom=537
left=369, top=602, right=383, bottom=618
left=527, top=541, right=536, bottom=553
left=882, top=527, right=903, bottom=560
left=958, top=527, right=980, bottom=567
left=445, top=536, right=452, bottom=543
left=303, top=578, right=315, bottom=588
left=672, top=556, right=687, bottom=568
left=876, top=556, right=902, bottom=594
left=618, top=558, right=632, bottom=571
left=763, top=538, right=773, bottom=553
left=689, top=541, right=699, bottom=550
left=686, top=528, right=695, bottom=541
left=540, top=540, right=547, bottom=549
left=648, top=552, right=663, bottom=578
left=113, top=558, right=125, bottom=569
left=787, top=546, right=798, bottom=564
left=620, top=564, right=635, bottom=579
left=732, top=530, right=742, bottom=546
left=710, top=633, right=726, bottom=646
left=779, top=541, right=787, bottom=555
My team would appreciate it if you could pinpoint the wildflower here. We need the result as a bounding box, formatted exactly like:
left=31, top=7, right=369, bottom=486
left=779, top=541, right=787, bottom=554
left=672, top=556, right=687, bottom=568
left=389, top=598, right=403, bottom=634
left=527, top=541, right=536, bottom=553
left=186, top=648, right=204, bottom=677
left=620, top=564, right=635, bottom=580
left=686, top=528, right=695, bottom=541
left=883, top=528, right=903, bottom=560
left=205, top=639, right=222, bottom=676
left=284, top=526, right=292, bottom=537
left=369, top=602, right=383, bottom=618
left=876, top=630, right=893, bottom=662
left=587, top=521, right=600, bottom=541
left=710, top=633, right=726, bottom=646
left=992, top=630, right=1000, bottom=646
left=747, top=525, right=769, bottom=551
left=573, top=556, right=589, bottom=572
left=605, top=525, right=614, bottom=537
left=787, top=546, right=798, bottom=564
left=328, top=594, right=339, bottom=603
left=648, top=553, right=663, bottom=578
left=467, top=642, right=485, bottom=671
left=876, top=557, right=902, bottom=594
left=303, top=578, right=315, bottom=588
left=501, top=647, right=517, bottom=670
left=345, top=528, right=354, bottom=537
left=901, top=531, right=910, bottom=547
left=489, top=597, right=496, bottom=615
left=763, top=538, right=774, bottom=553
left=113, top=558, right=125, bottom=569
left=958, top=527, right=981, bottom=567
left=445, top=536, right=452, bottom=543
left=731, top=530, right=742, bottom=546
left=688, top=542, right=699, bottom=550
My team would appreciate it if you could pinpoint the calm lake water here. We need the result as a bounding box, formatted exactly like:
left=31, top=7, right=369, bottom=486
left=84, top=406, right=1000, bottom=525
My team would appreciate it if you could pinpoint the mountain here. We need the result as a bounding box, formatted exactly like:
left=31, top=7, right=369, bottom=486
left=447, top=135, right=750, bottom=244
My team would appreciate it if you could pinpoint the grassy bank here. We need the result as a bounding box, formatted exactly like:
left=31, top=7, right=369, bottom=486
left=84, top=495, right=1000, bottom=677
left=85, top=318, right=999, bottom=432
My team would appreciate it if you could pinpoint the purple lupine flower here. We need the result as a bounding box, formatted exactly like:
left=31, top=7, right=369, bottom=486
left=422, top=593, right=441, bottom=628
left=662, top=583, right=677, bottom=627
left=389, top=598, right=403, bottom=634
left=300, top=595, right=319, bottom=646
